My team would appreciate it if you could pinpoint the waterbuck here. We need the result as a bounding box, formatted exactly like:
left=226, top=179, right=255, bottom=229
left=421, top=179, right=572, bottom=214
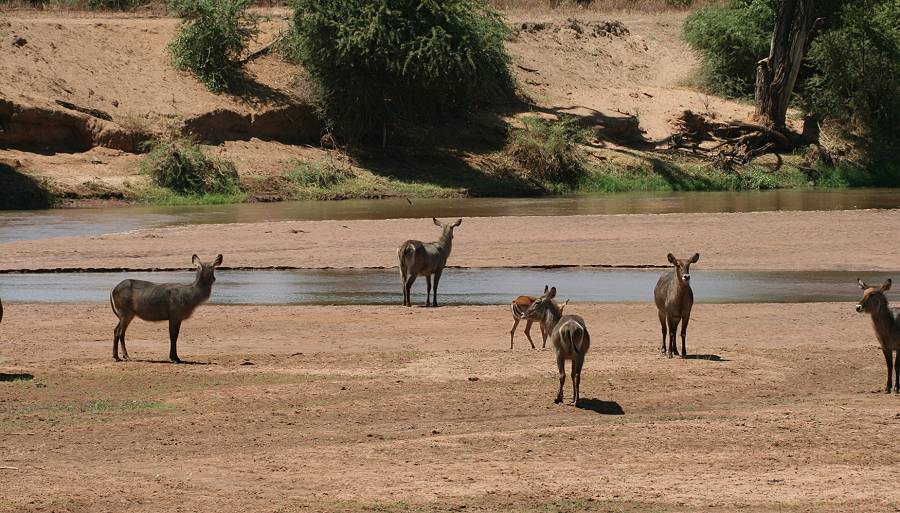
left=856, top=278, right=900, bottom=393
left=509, top=295, right=568, bottom=350
left=110, top=254, right=222, bottom=363
left=521, top=286, right=590, bottom=405
left=397, top=218, right=461, bottom=307
left=654, top=252, right=699, bottom=359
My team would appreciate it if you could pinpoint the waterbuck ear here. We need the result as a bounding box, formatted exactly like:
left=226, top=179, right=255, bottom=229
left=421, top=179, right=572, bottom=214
left=667, top=253, right=676, bottom=264
left=882, top=278, right=892, bottom=291
left=560, top=299, right=569, bottom=312
left=452, top=218, right=462, bottom=227
left=858, top=278, right=868, bottom=290
left=547, top=286, right=557, bottom=299
left=543, top=285, right=549, bottom=294
left=213, top=254, right=223, bottom=267
left=192, top=254, right=201, bottom=267
left=433, top=217, right=442, bottom=227
left=690, top=253, right=700, bottom=263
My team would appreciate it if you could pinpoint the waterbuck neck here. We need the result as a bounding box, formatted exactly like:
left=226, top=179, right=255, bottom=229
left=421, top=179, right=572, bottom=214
left=192, top=271, right=215, bottom=298
left=542, top=301, right=562, bottom=333
left=870, top=297, right=895, bottom=341
left=437, top=231, right=454, bottom=251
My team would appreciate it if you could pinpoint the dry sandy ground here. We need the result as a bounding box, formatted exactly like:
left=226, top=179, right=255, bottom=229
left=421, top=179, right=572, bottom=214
left=2, top=301, right=900, bottom=512
left=2, top=210, right=899, bottom=272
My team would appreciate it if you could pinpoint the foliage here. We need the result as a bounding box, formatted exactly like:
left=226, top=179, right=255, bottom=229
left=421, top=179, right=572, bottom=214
left=140, top=138, right=243, bottom=195
left=287, top=0, right=514, bottom=141
left=508, top=116, right=590, bottom=184
left=283, top=161, right=355, bottom=189
left=683, top=0, right=776, bottom=97
left=168, top=0, right=259, bottom=92
left=804, top=1, right=900, bottom=151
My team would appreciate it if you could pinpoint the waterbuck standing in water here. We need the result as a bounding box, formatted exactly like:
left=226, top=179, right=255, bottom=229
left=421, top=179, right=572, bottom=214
left=654, top=252, right=699, bottom=358
left=856, top=278, right=900, bottom=393
left=397, top=218, right=461, bottom=307
left=110, top=254, right=222, bottom=363
left=521, top=286, right=590, bottom=405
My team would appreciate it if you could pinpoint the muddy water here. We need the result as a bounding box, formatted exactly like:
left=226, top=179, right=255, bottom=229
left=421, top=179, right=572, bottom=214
left=0, top=268, right=889, bottom=305
left=2, top=189, right=900, bottom=243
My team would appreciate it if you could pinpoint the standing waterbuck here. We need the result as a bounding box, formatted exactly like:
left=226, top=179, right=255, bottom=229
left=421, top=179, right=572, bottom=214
left=509, top=295, right=568, bottom=350
left=521, top=286, right=590, bottom=405
left=110, top=254, right=223, bottom=363
left=856, top=278, right=900, bottom=393
left=398, top=218, right=461, bottom=307
left=654, top=252, right=699, bottom=358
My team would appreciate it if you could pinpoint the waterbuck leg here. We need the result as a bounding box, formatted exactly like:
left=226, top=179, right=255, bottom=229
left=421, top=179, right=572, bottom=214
left=554, top=353, right=566, bottom=404
left=572, top=355, right=584, bottom=406
left=425, top=275, right=432, bottom=307
left=895, top=351, right=900, bottom=394
left=400, top=268, right=408, bottom=306
left=432, top=270, right=442, bottom=308
left=523, top=320, right=536, bottom=349
left=118, top=313, right=134, bottom=361
left=540, top=324, right=547, bottom=349
left=882, top=349, right=893, bottom=393
left=680, top=315, right=690, bottom=359
left=169, top=319, right=182, bottom=363
left=113, top=322, right=121, bottom=362
left=667, top=317, right=680, bottom=358
left=658, top=310, right=667, bottom=356
left=404, top=275, right=417, bottom=308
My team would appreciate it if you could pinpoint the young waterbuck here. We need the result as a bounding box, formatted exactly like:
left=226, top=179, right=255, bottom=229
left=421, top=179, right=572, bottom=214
left=654, top=252, right=699, bottom=359
left=110, top=254, right=222, bottom=363
left=521, top=286, right=590, bottom=405
left=856, top=278, right=900, bottom=393
left=509, top=295, right=568, bottom=350
left=397, top=218, right=461, bottom=307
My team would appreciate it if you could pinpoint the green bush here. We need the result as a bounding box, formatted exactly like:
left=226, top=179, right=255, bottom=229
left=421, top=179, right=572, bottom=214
left=140, top=139, right=243, bottom=195
left=508, top=116, right=590, bottom=184
left=168, top=0, right=259, bottom=92
left=804, top=1, right=900, bottom=150
left=683, top=0, right=776, bottom=97
left=283, top=161, right=355, bottom=188
left=287, top=0, right=514, bottom=141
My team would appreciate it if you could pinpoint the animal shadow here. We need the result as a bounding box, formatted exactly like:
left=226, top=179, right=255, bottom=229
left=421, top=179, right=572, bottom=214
left=131, top=359, right=216, bottom=366
left=0, top=372, right=34, bottom=382
left=577, top=398, right=624, bottom=415
left=684, top=354, right=726, bottom=362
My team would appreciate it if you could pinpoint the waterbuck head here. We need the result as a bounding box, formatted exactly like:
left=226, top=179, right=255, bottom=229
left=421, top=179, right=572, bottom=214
left=192, top=254, right=223, bottom=286
left=433, top=217, right=462, bottom=241
left=667, top=253, right=700, bottom=284
left=856, top=278, right=891, bottom=313
left=521, top=285, right=560, bottom=322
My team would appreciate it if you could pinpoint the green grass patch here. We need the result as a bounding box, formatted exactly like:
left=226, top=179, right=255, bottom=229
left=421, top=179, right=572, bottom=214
left=280, top=160, right=456, bottom=201
left=508, top=116, right=590, bottom=184
left=138, top=138, right=244, bottom=203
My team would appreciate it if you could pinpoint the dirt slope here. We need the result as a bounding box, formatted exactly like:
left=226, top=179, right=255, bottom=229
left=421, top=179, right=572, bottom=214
left=2, top=302, right=899, bottom=512
left=0, top=7, right=755, bottom=202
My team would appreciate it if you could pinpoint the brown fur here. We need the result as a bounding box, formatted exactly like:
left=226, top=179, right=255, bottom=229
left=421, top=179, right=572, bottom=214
left=654, top=252, right=699, bottom=358
left=110, top=254, right=222, bottom=363
left=522, top=286, right=590, bottom=405
left=397, top=218, right=461, bottom=307
left=509, top=295, right=567, bottom=349
left=856, top=278, right=900, bottom=393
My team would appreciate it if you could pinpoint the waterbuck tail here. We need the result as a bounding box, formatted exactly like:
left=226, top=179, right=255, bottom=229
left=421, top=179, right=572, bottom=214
left=571, top=325, right=583, bottom=355
left=109, top=290, right=119, bottom=319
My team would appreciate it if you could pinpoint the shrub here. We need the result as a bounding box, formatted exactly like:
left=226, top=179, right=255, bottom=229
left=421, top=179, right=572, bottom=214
left=287, top=0, right=514, bottom=141
left=141, top=138, right=243, bottom=195
left=283, top=161, right=355, bottom=188
left=804, top=1, right=900, bottom=150
left=168, top=0, right=259, bottom=92
left=508, top=116, right=590, bottom=183
left=683, top=0, right=776, bottom=97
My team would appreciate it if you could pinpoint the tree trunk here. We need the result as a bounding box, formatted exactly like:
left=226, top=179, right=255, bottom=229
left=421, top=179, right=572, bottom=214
left=754, top=0, right=815, bottom=129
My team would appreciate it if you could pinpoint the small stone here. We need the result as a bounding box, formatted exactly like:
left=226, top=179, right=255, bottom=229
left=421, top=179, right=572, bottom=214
left=468, top=376, right=479, bottom=381
left=12, top=36, right=27, bottom=47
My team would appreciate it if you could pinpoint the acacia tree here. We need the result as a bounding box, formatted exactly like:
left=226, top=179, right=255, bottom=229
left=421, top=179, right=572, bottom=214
left=754, top=0, right=816, bottom=129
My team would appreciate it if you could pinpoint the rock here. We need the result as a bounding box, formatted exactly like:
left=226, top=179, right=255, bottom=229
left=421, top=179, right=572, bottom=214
left=12, top=36, right=27, bottom=47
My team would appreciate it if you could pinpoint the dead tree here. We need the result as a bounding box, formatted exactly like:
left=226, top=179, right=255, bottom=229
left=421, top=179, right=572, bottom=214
left=754, top=0, right=816, bottom=129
